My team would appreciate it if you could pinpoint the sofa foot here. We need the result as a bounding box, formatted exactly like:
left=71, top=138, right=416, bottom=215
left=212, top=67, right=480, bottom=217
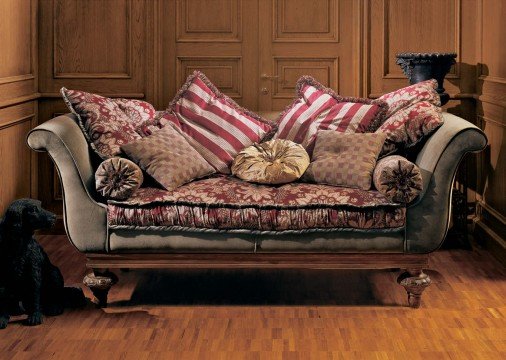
left=83, top=269, right=118, bottom=308
left=397, top=268, right=431, bottom=308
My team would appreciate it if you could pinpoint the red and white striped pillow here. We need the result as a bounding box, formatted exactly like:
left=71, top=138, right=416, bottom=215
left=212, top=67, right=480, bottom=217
left=159, top=71, right=275, bottom=174
left=272, top=76, right=387, bottom=153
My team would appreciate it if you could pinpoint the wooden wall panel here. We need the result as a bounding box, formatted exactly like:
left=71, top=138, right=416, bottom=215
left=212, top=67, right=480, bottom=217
left=38, top=0, right=153, bottom=98
left=474, top=0, right=506, bottom=255
left=177, top=0, right=242, bottom=42
left=0, top=0, right=32, bottom=79
left=177, top=56, right=243, bottom=98
left=37, top=0, right=156, bottom=219
left=382, top=0, right=458, bottom=79
left=272, top=58, right=339, bottom=99
left=0, top=103, right=37, bottom=213
left=367, top=0, right=465, bottom=98
left=53, top=0, right=131, bottom=78
left=274, top=0, right=339, bottom=42
left=0, top=0, right=38, bottom=215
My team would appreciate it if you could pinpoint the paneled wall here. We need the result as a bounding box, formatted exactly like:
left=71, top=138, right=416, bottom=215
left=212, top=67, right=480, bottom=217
left=0, top=0, right=38, bottom=214
left=0, top=0, right=501, bottom=255
left=474, top=0, right=506, bottom=261
left=37, top=0, right=157, bottom=216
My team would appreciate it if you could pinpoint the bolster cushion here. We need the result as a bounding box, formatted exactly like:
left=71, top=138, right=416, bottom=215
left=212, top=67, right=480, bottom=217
left=95, top=157, right=144, bottom=200
left=373, top=155, right=423, bottom=203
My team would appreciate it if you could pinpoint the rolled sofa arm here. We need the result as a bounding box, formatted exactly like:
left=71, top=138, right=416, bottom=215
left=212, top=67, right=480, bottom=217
left=27, top=114, right=108, bottom=252
left=405, top=113, right=487, bottom=253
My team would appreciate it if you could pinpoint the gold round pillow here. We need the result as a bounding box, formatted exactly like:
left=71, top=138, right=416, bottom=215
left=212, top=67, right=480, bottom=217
left=231, top=139, right=310, bottom=184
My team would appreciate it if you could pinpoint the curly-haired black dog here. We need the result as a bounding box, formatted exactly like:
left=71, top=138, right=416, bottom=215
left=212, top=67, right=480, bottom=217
left=0, top=199, right=85, bottom=329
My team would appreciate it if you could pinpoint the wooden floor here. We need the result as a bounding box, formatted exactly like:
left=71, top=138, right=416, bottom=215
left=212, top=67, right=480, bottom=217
left=0, top=235, right=505, bottom=359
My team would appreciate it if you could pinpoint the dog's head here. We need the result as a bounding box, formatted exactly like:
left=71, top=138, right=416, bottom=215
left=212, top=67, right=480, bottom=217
left=1, top=199, right=56, bottom=237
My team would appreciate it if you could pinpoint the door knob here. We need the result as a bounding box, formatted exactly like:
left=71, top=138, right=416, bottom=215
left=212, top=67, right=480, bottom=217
left=261, top=73, right=279, bottom=80
left=261, top=87, right=269, bottom=95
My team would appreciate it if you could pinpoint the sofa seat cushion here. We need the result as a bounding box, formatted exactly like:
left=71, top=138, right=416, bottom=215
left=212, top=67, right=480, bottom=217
left=107, top=176, right=405, bottom=232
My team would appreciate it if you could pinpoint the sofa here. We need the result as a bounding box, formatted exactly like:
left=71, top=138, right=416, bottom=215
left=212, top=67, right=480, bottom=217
left=27, top=108, right=487, bottom=309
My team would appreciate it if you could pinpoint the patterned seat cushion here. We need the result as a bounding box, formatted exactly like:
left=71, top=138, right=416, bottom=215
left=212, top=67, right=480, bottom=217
left=107, top=176, right=406, bottom=232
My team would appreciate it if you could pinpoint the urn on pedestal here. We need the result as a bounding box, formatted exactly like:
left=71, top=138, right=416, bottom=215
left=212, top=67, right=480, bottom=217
left=396, top=52, right=457, bottom=105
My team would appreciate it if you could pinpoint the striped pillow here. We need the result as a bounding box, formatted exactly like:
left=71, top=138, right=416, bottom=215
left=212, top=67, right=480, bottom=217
left=161, top=71, right=275, bottom=174
left=273, top=76, right=387, bottom=153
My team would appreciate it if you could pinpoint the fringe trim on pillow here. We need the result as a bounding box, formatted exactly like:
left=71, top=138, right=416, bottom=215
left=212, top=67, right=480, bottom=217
left=275, top=76, right=388, bottom=133
left=60, top=87, right=109, bottom=160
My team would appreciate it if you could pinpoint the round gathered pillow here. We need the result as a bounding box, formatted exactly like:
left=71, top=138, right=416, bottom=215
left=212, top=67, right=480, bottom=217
left=231, top=139, right=310, bottom=185
left=373, top=155, right=423, bottom=203
left=95, top=157, right=144, bottom=200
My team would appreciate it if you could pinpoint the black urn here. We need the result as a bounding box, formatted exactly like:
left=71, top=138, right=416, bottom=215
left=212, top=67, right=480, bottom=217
left=395, top=52, right=457, bottom=106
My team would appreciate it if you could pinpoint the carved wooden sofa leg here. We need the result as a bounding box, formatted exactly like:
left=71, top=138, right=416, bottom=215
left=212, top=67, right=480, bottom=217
left=83, top=269, right=118, bottom=308
left=397, top=268, right=432, bottom=308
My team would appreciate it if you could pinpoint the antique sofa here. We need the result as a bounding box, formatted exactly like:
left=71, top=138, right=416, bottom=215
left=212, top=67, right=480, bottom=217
left=27, top=111, right=486, bottom=308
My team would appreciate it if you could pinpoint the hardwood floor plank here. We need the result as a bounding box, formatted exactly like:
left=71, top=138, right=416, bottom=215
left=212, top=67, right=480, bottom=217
left=0, top=235, right=504, bottom=359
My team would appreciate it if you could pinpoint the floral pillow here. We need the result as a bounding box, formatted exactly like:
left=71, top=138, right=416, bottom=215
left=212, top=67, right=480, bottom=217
left=375, top=79, right=441, bottom=118
left=272, top=76, right=387, bottom=154
left=61, top=88, right=156, bottom=159
left=373, top=80, right=444, bottom=155
left=158, top=71, right=276, bottom=174
left=376, top=101, right=443, bottom=156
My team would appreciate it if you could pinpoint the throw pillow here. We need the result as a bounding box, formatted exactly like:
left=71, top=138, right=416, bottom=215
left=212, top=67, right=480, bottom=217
left=272, top=76, right=387, bottom=153
left=375, top=79, right=441, bottom=118
left=159, top=71, right=276, bottom=174
left=373, top=155, right=423, bottom=203
left=304, top=132, right=386, bottom=190
left=375, top=101, right=443, bottom=156
left=95, top=157, right=144, bottom=200
left=231, top=139, right=310, bottom=185
left=121, top=125, right=215, bottom=191
left=61, top=88, right=156, bottom=159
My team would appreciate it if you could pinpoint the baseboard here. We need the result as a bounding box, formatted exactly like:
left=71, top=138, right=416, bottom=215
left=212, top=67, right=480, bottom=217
left=473, top=219, right=506, bottom=267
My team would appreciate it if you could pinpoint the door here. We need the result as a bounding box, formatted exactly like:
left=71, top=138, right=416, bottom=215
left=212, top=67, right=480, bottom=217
left=258, top=0, right=361, bottom=111
left=164, top=0, right=260, bottom=110
left=165, top=0, right=361, bottom=111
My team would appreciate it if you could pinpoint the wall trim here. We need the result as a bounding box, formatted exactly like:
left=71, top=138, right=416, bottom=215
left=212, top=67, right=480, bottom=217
left=474, top=201, right=506, bottom=266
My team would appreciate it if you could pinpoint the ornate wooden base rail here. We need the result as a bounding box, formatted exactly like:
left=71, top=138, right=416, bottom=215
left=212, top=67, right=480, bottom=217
left=83, top=253, right=431, bottom=309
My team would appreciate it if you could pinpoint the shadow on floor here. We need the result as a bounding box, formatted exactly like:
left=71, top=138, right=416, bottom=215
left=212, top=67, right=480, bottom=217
left=110, top=269, right=396, bottom=307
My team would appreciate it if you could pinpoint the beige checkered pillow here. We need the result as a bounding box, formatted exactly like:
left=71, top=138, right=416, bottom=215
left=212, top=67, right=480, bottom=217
left=121, top=125, right=215, bottom=191
left=305, top=132, right=386, bottom=190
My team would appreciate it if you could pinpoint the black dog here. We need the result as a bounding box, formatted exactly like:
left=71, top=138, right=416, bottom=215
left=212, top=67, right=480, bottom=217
left=0, top=199, right=85, bottom=328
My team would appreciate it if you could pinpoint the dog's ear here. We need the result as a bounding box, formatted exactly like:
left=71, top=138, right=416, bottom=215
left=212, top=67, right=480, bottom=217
left=3, top=206, right=23, bottom=233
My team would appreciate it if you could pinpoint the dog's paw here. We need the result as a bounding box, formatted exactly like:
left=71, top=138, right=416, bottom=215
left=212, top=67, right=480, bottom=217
left=25, top=312, right=43, bottom=326
left=0, top=316, right=9, bottom=329
left=43, top=303, right=64, bottom=317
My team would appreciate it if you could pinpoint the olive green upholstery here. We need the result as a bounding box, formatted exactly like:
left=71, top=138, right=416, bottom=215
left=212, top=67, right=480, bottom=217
left=27, top=112, right=486, bottom=254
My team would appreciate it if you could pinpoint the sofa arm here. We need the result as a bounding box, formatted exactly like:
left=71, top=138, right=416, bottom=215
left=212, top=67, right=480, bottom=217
left=405, top=113, right=487, bottom=253
left=27, top=115, right=108, bottom=253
